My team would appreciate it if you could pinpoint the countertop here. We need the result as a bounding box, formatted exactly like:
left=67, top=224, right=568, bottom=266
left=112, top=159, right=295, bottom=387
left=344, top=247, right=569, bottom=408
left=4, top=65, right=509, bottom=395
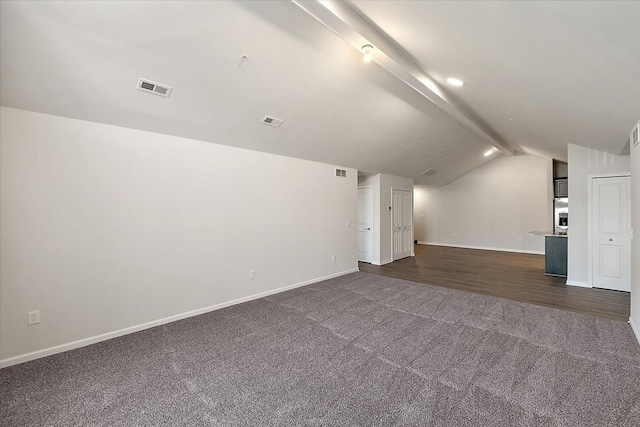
left=527, top=231, right=568, bottom=238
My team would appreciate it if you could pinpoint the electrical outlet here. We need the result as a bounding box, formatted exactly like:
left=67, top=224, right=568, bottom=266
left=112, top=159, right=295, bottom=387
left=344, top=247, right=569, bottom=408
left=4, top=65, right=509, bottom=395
left=346, top=220, right=352, bottom=227
left=28, top=310, right=40, bottom=326
left=518, top=237, right=523, bottom=242
left=332, top=255, right=336, bottom=262
left=249, top=270, right=255, bottom=279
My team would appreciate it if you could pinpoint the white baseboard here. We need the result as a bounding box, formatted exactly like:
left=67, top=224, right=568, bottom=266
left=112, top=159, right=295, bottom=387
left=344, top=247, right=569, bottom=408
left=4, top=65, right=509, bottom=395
left=418, top=241, right=544, bottom=255
left=0, top=268, right=359, bottom=369
left=630, top=317, right=640, bottom=346
left=565, top=280, right=592, bottom=288
left=372, top=258, right=393, bottom=266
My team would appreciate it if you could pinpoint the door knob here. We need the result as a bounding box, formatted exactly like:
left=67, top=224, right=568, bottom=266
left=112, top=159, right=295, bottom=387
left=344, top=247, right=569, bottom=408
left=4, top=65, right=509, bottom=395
left=366, top=227, right=371, bottom=230
left=609, top=238, right=613, bottom=242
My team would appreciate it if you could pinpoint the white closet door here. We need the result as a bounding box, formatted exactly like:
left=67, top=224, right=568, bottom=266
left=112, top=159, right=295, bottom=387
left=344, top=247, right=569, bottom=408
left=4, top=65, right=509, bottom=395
left=392, top=189, right=412, bottom=261
left=592, top=176, right=631, bottom=291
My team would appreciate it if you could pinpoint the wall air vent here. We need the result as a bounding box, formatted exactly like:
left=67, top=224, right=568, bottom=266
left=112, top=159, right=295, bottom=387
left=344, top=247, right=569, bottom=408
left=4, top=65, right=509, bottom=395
left=421, top=168, right=438, bottom=176
left=261, top=115, right=284, bottom=128
left=136, top=78, right=172, bottom=97
left=335, top=168, right=347, bottom=178
left=632, top=122, right=640, bottom=148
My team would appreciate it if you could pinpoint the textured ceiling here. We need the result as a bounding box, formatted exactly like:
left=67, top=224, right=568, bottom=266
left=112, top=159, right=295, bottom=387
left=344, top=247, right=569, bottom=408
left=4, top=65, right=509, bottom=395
left=352, top=0, right=640, bottom=160
left=1, top=1, right=639, bottom=185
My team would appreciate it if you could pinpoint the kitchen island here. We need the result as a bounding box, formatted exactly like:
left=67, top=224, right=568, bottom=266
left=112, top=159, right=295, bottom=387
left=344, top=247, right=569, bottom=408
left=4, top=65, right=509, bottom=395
left=528, top=231, right=567, bottom=277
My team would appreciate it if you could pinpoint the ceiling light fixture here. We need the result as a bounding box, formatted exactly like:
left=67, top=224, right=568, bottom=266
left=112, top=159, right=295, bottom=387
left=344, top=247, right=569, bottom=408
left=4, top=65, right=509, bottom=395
left=484, top=149, right=495, bottom=157
left=361, top=44, right=373, bottom=63
left=446, top=77, right=464, bottom=87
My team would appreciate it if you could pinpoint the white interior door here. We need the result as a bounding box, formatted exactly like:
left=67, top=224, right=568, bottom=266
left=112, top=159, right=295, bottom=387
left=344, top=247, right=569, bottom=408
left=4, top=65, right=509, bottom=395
left=357, top=187, right=373, bottom=263
left=592, top=176, right=631, bottom=291
left=392, top=189, right=412, bottom=261
left=401, top=190, right=412, bottom=256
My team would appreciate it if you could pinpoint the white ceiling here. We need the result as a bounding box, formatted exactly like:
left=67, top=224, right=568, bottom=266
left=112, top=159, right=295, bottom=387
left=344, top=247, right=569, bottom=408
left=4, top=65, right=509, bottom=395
left=352, top=0, right=640, bottom=160
left=1, top=1, right=639, bottom=185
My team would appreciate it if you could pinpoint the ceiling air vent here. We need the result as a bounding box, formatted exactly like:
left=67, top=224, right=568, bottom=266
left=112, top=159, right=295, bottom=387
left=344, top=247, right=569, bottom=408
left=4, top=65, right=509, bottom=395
left=421, top=168, right=438, bottom=176
left=261, top=115, right=284, bottom=128
left=335, top=168, right=347, bottom=178
left=136, top=78, right=172, bottom=97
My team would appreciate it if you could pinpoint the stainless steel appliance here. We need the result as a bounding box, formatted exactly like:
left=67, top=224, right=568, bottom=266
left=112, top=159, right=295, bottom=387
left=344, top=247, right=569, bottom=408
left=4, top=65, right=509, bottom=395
left=554, top=197, right=568, bottom=235
left=554, top=179, right=568, bottom=198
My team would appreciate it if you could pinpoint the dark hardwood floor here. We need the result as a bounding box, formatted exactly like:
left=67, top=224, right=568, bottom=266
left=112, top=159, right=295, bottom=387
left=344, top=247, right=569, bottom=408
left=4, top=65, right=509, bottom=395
left=358, top=244, right=630, bottom=322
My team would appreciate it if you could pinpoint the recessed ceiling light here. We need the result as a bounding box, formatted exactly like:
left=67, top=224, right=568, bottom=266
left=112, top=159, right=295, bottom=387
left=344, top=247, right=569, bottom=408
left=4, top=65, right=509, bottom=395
left=361, top=44, right=373, bottom=63
left=446, top=78, right=464, bottom=87
left=484, top=149, right=495, bottom=157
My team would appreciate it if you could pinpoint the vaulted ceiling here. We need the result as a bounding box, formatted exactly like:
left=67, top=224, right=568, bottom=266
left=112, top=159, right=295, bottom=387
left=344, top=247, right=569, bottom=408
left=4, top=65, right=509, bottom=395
left=2, top=1, right=639, bottom=185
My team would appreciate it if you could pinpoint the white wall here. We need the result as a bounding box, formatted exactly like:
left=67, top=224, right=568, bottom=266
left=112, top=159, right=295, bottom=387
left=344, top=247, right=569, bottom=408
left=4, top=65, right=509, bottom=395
left=630, top=121, right=640, bottom=342
left=0, top=107, right=358, bottom=366
left=357, top=173, right=413, bottom=265
left=413, top=154, right=552, bottom=254
left=567, top=144, right=630, bottom=287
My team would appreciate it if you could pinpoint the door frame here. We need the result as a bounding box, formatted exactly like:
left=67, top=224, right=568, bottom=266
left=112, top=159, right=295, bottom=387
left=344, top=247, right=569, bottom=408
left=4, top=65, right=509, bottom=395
left=587, top=172, right=631, bottom=288
left=357, top=186, right=374, bottom=263
left=390, top=187, right=414, bottom=261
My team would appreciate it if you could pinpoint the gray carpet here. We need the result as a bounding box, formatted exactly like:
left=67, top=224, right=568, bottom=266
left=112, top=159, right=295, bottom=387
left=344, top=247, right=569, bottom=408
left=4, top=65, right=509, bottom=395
left=1, top=272, right=640, bottom=426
